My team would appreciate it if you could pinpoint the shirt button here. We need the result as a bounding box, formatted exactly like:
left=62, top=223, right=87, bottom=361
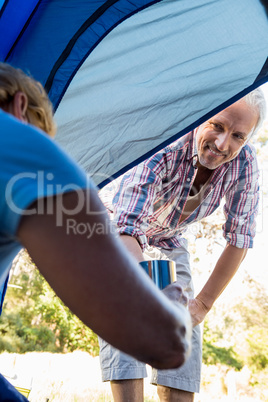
left=187, top=178, right=191, bottom=182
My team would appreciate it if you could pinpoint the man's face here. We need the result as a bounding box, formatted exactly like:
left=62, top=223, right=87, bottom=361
left=195, top=99, right=259, bottom=170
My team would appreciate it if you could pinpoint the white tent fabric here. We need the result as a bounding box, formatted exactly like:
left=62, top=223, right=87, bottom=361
left=55, top=0, right=268, bottom=187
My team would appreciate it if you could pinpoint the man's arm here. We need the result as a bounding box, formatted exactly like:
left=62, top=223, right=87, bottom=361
left=189, top=243, right=247, bottom=326
left=17, top=190, right=191, bottom=369
left=120, top=234, right=144, bottom=261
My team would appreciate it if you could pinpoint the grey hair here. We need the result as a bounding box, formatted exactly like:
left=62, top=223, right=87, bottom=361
left=243, top=87, right=267, bottom=139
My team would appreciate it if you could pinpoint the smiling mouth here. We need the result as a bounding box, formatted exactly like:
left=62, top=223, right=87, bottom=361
left=207, top=145, right=225, bottom=157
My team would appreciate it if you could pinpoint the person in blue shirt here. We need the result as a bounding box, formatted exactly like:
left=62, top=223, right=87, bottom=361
left=0, top=63, right=191, bottom=400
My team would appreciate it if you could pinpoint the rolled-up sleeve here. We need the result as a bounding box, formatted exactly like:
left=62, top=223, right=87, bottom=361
left=223, top=148, right=259, bottom=249
left=112, top=154, right=167, bottom=250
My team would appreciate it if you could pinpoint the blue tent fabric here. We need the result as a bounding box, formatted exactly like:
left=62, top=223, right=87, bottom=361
left=0, top=374, right=29, bottom=401
left=54, top=0, right=268, bottom=186
left=3, top=0, right=164, bottom=109
left=256, top=57, right=268, bottom=83
left=0, top=0, right=41, bottom=60
left=0, top=0, right=267, bottom=188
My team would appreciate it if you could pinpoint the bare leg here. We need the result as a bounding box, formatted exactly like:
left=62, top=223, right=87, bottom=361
left=157, top=385, right=194, bottom=402
left=111, top=379, right=144, bottom=402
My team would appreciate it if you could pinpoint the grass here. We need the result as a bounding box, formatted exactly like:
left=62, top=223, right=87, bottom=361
left=0, top=352, right=266, bottom=401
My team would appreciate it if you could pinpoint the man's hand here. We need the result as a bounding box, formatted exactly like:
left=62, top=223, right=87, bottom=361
left=188, top=297, right=210, bottom=327
left=188, top=244, right=248, bottom=327
left=162, top=282, right=188, bottom=308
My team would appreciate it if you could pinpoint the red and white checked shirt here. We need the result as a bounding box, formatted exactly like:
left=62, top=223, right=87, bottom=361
left=100, top=131, right=259, bottom=250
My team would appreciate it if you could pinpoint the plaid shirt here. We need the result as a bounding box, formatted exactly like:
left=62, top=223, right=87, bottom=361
left=100, top=131, right=259, bottom=250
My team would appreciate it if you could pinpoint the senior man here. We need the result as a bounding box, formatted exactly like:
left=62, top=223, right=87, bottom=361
left=99, top=88, right=266, bottom=402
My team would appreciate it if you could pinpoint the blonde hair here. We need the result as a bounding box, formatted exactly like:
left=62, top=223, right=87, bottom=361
left=0, top=62, right=56, bottom=137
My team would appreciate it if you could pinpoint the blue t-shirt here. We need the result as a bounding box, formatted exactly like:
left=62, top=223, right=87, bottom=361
left=0, top=111, right=93, bottom=312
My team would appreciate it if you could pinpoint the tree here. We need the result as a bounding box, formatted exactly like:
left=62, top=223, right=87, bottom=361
left=0, top=250, right=99, bottom=355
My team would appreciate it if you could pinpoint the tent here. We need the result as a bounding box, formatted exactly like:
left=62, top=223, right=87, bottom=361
left=0, top=0, right=267, bottom=187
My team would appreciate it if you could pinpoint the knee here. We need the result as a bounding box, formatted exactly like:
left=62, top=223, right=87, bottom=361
left=157, top=385, right=194, bottom=402
left=157, top=384, right=170, bottom=400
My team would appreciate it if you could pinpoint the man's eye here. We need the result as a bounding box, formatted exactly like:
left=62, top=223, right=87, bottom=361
left=233, top=133, right=245, bottom=141
left=211, top=122, right=222, bottom=130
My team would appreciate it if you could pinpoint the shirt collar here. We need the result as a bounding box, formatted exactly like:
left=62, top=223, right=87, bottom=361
left=187, top=129, right=198, bottom=168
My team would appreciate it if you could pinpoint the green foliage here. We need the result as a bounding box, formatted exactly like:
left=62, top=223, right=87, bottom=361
left=246, top=327, right=268, bottom=371
left=0, top=311, right=56, bottom=352
left=202, top=321, right=243, bottom=370
left=0, top=251, right=99, bottom=355
left=203, top=343, right=243, bottom=370
left=202, top=277, right=268, bottom=382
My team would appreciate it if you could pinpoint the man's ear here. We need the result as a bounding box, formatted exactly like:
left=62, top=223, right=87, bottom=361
left=12, top=92, right=28, bottom=123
